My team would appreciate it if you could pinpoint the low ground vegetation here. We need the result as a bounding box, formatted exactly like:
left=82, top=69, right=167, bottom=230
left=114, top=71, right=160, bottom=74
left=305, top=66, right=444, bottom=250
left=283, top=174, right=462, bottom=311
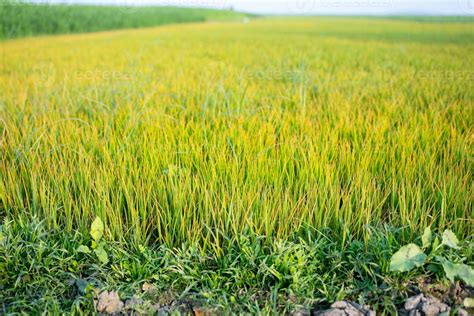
left=1, top=218, right=472, bottom=313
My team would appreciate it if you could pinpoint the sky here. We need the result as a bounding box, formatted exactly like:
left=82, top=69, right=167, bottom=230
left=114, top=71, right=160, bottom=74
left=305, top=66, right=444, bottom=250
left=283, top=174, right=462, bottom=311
left=27, top=0, right=474, bottom=15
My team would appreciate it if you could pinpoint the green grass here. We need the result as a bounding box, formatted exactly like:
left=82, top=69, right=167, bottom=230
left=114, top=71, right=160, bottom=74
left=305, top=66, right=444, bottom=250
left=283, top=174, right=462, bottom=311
left=0, top=1, right=250, bottom=39
left=0, top=14, right=473, bottom=313
left=2, top=217, right=471, bottom=314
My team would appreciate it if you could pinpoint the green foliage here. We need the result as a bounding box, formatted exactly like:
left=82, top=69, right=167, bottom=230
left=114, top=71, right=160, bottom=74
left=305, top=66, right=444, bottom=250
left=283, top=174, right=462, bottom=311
left=437, top=258, right=474, bottom=287
left=389, top=244, right=427, bottom=272
left=421, top=227, right=432, bottom=250
left=390, top=228, right=474, bottom=287
left=90, top=217, right=104, bottom=242
left=93, top=245, right=109, bottom=265
left=441, top=230, right=460, bottom=249
left=90, top=218, right=108, bottom=265
left=0, top=1, right=250, bottom=39
left=0, top=218, right=415, bottom=314
left=2, top=218, right=472, bottom=313
left=76, top=217, right=108, bottom=264
left=77, top=245, right=91, bottom=254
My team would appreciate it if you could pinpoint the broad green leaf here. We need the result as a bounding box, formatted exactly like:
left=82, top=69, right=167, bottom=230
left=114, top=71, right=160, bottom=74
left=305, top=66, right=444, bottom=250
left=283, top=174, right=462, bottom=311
left=390, top=244, right=427, bottom=272
left=440, top=258, right=457, bottom=282
left=77, top=245, right=91, bottom=254
left=90, top=217, right=104, bottom=242
left=421, top=227, right=432, bottom=249
left=441, top=229, right=460, bottom=249
left=94, top=245, right=109, bottom=265
left=439, top=258, right=474, bottom=286
left=456, top=264, right=474, bottom=287
left=464, top=297, right=474, bottom=308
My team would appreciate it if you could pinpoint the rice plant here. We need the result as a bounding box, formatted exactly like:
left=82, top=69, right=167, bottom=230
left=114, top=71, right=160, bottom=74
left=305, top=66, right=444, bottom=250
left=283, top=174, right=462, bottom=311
left=1, top=18, right=472, bottom=252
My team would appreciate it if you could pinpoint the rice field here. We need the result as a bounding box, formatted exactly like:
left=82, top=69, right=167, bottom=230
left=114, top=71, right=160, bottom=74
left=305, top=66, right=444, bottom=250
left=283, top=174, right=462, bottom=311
left=1, top=15, right=473, bottom=313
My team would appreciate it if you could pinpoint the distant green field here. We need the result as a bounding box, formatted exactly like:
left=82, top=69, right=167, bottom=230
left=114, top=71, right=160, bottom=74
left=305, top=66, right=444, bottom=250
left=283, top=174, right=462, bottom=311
left=386, top=15, right=474, bottom=23
left=0, top=1, right=250, bottom=39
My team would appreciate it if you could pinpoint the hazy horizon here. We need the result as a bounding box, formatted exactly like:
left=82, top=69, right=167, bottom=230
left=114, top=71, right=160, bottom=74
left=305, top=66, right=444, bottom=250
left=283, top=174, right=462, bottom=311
left=22, top=0, right=474, bottom=16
